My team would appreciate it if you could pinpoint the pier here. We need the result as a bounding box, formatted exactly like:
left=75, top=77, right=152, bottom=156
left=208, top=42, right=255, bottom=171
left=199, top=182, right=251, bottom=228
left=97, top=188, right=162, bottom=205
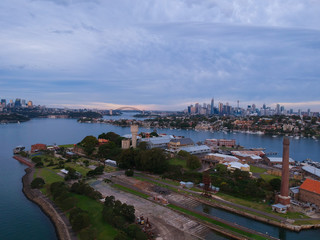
left=13, top=155, right=34, bottom=167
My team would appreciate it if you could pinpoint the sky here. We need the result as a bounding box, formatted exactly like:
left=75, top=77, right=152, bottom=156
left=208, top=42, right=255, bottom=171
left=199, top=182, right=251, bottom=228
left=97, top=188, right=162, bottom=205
left=0, top=0, right=320, bottom=111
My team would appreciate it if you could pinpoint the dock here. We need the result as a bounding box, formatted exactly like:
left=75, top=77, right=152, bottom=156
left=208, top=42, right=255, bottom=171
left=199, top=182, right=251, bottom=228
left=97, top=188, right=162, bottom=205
left=13, top=155, right=34, bottom=167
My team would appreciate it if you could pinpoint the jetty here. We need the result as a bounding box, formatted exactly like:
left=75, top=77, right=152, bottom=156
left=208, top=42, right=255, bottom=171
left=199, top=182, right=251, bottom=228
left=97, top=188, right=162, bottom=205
left=13, top=155, right=34, bottom=167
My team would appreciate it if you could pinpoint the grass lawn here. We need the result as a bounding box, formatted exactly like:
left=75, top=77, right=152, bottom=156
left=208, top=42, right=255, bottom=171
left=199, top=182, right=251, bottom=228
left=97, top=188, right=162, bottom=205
left=250, top=166, right=266, bottom=173
left=168, top=204, right=267, bottom=240
left=35, top=167, right=64, bottom=184
left=65, top=163, right=90, bottom=176
left=112, top=184, right=149, bottom=199
left=215, top=192, right=308, bottom=220
left=160, top=178, right=181, bottom=186
left=58, top=144, right=75, bottom=148
left=70, top=194, right=118, bottom=240
left=260, top=174, right=280, bottom=182
left=170, top=158, right=187, bottom=168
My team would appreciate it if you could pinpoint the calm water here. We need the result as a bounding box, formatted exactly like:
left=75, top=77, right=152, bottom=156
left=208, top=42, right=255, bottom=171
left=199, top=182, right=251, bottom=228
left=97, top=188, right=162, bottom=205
left=0, top=113, right=319, bottom=239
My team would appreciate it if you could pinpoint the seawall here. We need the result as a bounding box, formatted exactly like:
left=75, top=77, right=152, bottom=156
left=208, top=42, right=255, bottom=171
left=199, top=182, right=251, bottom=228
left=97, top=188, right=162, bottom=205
left=22, top=167, right=75, bottom=240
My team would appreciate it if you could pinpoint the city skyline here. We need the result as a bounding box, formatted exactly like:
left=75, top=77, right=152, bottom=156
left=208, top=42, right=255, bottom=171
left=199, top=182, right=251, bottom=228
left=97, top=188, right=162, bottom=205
left=1, top=1, right=320, bottom=111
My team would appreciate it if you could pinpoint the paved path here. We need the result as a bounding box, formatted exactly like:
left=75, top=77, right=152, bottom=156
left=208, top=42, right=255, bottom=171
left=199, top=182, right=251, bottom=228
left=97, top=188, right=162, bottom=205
left=91, top=179, right=204, bottom=240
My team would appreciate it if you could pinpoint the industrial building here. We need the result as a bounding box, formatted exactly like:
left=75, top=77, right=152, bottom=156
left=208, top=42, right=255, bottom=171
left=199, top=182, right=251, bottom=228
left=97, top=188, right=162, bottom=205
left=178, top=145, right=211, bottom=155
left=299, top=178, right=320, bottom=207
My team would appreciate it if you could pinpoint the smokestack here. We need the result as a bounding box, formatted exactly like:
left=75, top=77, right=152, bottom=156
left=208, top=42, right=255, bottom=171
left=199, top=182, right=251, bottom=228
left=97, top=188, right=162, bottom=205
left=280, top=138, right=290, bottom=197
left=277, top=137, right=291, bottom=206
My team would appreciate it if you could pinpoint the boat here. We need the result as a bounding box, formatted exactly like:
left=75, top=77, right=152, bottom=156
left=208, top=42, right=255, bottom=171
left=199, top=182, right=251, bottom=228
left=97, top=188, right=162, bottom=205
left=294, top=136, right=300, bottom=140
left=272, top=135, right=277, bottom=138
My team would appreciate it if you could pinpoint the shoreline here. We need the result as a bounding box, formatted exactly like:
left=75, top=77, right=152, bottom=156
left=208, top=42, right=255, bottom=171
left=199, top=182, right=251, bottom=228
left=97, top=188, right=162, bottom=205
left=21, top=167, right=76, bottom=240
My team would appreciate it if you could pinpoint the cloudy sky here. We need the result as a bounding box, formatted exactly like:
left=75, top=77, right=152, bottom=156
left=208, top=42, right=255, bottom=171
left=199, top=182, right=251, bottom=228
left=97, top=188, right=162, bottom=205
left=0, top=0, right=320, bottom=111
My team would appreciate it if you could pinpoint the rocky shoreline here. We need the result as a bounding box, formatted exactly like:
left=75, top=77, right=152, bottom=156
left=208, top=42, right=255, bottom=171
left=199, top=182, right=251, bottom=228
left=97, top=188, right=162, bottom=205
left=22, top=167, right=76, bottom=240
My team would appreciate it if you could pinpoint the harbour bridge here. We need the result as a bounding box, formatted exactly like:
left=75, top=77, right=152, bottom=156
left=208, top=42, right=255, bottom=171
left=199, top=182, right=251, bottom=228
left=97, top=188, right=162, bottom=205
left=109, top=106, right=144, bottom=115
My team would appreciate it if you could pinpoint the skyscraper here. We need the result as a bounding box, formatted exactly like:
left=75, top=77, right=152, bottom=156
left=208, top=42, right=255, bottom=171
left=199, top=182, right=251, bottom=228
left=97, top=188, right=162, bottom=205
left=218, top=102, right=223, bottom=114
left=210, top=98, right=214, bottom=115
left=1, top=99, right=6, bottom=107
left=14, top=98, right=21, bottom=108
left=276, top=104, right=280, bottom=115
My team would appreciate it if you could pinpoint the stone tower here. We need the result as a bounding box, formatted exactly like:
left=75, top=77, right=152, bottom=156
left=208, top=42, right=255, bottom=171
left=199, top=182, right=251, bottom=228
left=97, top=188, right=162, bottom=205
left=277, top=137, right=291, bottom=206
left=131, top=124, right=139, bottom=148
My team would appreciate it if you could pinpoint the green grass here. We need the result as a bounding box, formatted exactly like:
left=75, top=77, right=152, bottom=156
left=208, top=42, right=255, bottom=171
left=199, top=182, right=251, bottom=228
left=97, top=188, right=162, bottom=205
left=158, top=177, right=180, bottom=186
left=112, top=184, right=149, bottom=199
left=170, top=158, right=187, bottom=168
left=71, top=194, right=118, bottom=240
left=35, top=167, right=64, bottom=184
left=58, top=144, right=75, bottom=148
left=65, top=163, right=89, bottom=176
left=260, top=174, right=281, bottom=182
left=250, top=166, right=266, bottom=173
left=215, top=192, right=309, bottom=220
left=168, top=204, right=267, bottom=240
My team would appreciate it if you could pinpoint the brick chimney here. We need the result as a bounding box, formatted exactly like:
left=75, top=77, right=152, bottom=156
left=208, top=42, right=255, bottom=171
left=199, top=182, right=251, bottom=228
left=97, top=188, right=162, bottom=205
left=277, top=137, right=291, bottom=206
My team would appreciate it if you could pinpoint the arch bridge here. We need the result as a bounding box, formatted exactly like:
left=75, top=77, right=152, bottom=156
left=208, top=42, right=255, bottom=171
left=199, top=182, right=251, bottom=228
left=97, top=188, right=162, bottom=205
left=109, top=106, right=144, bottom=115
left=114, top=106, right=143, bottom=111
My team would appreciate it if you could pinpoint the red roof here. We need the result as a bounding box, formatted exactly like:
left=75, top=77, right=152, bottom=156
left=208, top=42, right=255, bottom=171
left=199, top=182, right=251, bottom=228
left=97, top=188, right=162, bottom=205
left=300, top=178, right=320, bottom=195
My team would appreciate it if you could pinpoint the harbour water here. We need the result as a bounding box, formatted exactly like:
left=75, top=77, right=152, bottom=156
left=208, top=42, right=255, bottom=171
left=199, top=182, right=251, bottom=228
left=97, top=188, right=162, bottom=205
left=0, top=113, right=319, bottom=239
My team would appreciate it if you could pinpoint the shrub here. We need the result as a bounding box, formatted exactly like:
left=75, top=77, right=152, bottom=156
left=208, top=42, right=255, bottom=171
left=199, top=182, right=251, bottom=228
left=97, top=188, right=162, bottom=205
left=31, top=177, right=45, bottom=189
left=125, top=169, right=134, bottom=177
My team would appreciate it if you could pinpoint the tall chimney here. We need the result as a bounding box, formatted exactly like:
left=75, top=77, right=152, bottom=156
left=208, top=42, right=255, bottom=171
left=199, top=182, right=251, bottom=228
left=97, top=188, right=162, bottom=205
left=278, top=137, right=291, bottom=206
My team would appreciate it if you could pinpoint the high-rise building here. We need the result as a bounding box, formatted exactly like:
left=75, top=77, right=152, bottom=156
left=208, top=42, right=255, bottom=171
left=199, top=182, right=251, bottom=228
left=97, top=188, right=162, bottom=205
left=1, top=99, right=6, bottom=107
left=14, top=98, right=21, bottom=108
left=210, top=98, right=214, bottom=115
left=27, top=101, right=33, bottom=107
left=218, top=103, right=223, bottom=114
left=276, top=104, right=280, bottom=115
left=195, top=103, right=199, bottom=113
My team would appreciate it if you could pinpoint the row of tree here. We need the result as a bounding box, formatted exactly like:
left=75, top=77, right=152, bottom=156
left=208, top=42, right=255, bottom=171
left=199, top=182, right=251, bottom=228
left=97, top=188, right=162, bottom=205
left=118, top=147, right=169, bottom=174
left=102, top=196, right=147, bottom=240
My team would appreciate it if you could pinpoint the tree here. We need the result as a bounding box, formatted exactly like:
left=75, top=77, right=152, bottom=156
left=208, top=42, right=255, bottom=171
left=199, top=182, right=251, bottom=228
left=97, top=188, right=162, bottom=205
left=59, top=197, right=76, bottom=211
left=186, top=155, right=201, bottom=170
left=269, top=178, right=281, bottom=191
left=69, top=208, right=90, bottom=232
left=139, top=148, right=169, bottom=174
left=98, top=142, right=121, bottom=159
left=150, top=131, right=158, bottom=137
left=65, top=167, right=80, bottom=180
left=31, top=177, right=45, bottom=189
left=114, top=231, right=130, bottom=240
left=80, top=135, right=98, bottom=155
left=35, top=161, right=44, bottom=168
left=138, top=141, right=148, bottom=150
left=83, top=160, right=89, bottom=167
left=118, top=149, right=138, bottom=169
left=58, top=160, right=65, bottom=168
left=31, top=156, right=42, bottom=163
left=104, top=196, right=115, bottom=208
left=178, top=150, right=190, bottom=158
left=99, top=132, right=123, bottom=147
left=86, top=165, right=104, bottom=177
left=125, top=169, right=134, bottom=177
